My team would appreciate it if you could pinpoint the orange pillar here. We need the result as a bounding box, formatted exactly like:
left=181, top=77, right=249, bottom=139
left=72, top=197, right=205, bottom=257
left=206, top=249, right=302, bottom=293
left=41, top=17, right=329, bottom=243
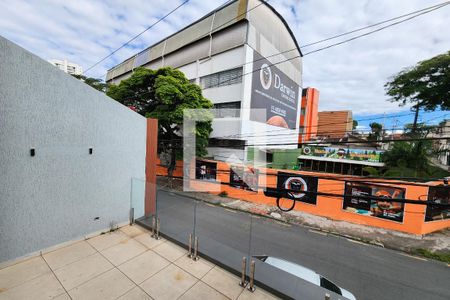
left=145, top=118, right=158, bottom=216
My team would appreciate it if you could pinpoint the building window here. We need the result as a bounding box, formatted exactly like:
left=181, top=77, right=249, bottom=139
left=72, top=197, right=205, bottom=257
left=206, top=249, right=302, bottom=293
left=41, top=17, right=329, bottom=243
left=200, top=67, right=243, bottom=89
left=299, top=126, right=304, bottom=134
left=213, top=101, right=241, bottom=118
left=300, top=108, right=306, bottom=116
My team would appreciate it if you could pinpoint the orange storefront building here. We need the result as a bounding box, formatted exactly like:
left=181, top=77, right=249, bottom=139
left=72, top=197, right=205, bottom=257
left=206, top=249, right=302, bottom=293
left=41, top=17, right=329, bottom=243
left=157, top=158, right=450, bottom=235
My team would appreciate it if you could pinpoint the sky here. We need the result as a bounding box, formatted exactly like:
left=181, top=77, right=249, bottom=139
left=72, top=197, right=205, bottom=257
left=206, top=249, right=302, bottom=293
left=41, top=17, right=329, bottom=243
left=0, top=0, right=449, bottom=129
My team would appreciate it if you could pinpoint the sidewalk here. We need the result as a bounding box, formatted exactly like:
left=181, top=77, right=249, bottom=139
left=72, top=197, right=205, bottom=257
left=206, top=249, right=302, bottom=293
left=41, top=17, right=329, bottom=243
left=158, top=177, right=450, bottom=260
left=0, top=224, right=278, bottom=300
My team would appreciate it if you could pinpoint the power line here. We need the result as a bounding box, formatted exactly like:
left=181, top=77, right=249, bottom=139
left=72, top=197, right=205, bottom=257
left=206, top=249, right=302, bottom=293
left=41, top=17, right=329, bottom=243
left=84, top=0, right=191, bottom=74
left=161, top=175, right=450, bottom=208
left=96, top=0, right=268, bottom=79
left=302, top=1, right=450, bottom=56
left=106, top=1, right=450, bottom=105
left=300, top=1, right=450, bottom=49
left=101, top=0, right=449, bottom=80
left=161, top=136, right=450, bottom=149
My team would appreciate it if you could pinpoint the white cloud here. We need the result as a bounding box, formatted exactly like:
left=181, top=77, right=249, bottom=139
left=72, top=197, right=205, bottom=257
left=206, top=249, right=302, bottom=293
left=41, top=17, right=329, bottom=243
left=0, top=0, right=448, bottom=115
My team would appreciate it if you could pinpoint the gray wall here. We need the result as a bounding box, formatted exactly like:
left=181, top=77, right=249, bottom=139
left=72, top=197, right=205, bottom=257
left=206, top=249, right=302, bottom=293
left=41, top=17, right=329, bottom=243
left=0, top=36, right=147, bottom=263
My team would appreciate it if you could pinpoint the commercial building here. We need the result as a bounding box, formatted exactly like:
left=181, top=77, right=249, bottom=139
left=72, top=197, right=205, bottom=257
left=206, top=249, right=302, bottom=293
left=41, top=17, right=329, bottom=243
left=433, top=119, right=450, bottom=170
left=48, top=58, right=83, bottom=75
left=106, top=0, right=303, bottom=163
left=298, top=87, right=319, bottom=143
left=316, top=110, right=353, bottom=138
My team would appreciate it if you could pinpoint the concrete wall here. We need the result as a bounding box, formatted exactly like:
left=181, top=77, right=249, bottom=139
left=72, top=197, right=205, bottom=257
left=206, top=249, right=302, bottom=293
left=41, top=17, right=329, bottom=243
left=0, top=37, right=147, bottom=263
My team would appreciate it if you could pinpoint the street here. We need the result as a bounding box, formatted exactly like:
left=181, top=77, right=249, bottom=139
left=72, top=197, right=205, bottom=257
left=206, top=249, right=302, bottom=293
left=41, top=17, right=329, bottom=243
left=155, top=190, right=450, bottom=300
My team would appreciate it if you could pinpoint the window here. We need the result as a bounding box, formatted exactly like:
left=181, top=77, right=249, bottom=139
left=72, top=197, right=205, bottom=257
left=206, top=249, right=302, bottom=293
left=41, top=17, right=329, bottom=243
left=300, top=108, right=306, bottom=115
left=200, top=67, right=243, bottom=89
left=320, top=277, right=342, bottom=295
left=213, top=101, right=241, bottom=118
left=299, top=126, right=304, bottom=134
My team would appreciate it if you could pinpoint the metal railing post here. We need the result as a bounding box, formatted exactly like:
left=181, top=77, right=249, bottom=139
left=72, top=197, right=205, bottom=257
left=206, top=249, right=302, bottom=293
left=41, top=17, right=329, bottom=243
left=151, top=215, right=156, bottom=237
left=247, top=260, right=255, bottom=292
left=130, top=207, right=134, bottom=225
left=155, top=217, right=161, bottom=240
left=188, top=234, right=193, bottom=258
left=239, top=257, right=247, bottom=287
left=193, top=236, right=199, bottom=261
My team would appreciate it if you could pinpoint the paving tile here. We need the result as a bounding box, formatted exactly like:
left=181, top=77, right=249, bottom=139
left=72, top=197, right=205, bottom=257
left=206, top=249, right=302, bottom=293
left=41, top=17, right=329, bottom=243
left=68, top=268, right=135, bottom=300
left=117, top=286, right=152, bottom=300
left=54, top=252, right=114, bottom=290
left=140, top=264, right=197, bottom=300
left=0, top=256, right=50, bottom=290
left=52, top=293, right=72, bottom=300
left=101, top=238, right=147, bottom=266
left=179, top=281, right=228, bottom=300
left=120, top=225, right=147, bottom=238
left=202, top=266, right=244, bottom=300
left=237, top=288, right=280, bottom=300
left=0, top=272, right=65, bottom=300
left=174, top=255, right=214, bottom=279
left=43, top=241, right=96, bottom=270
left=86, top=230, right=129, bottom=251
left=152, top=241, right=185, bottom=262
left=118, top=250, right=170, bottom=284
left=134, top=233, right=165, bottom=249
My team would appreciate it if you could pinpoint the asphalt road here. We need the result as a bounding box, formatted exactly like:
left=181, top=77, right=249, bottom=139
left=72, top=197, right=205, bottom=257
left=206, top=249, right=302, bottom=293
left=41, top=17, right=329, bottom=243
left=152, top=190, right=450, bottom=300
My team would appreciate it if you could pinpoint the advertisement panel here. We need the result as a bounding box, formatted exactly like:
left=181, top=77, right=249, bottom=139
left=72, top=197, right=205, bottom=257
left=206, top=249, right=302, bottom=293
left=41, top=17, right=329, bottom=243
left=195, top=160, right=217, bottom=181
left=301, top=146, right=383, bottom=163
left=425, top=186, right=450, bottom=222
left=343, top=182, right=405, bottom=222
left=250, top=51, right=299, bottom=129
left=276, top=172, right=318, bottom=204
left=229, top=166, right=259, bottom=192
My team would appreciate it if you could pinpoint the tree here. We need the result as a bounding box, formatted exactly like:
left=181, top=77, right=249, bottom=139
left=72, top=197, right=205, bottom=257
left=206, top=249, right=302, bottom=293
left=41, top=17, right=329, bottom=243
left=382, top=141, right=432, bottom=177
left=71, top=74, right=108, bottom=92
left=368, top=122, right=383, bottom=140
left=107, top=67, right=213, bottom=179
left=385, top=51, right=450, bottom=134
left=352, top=120, right=358, bottom=130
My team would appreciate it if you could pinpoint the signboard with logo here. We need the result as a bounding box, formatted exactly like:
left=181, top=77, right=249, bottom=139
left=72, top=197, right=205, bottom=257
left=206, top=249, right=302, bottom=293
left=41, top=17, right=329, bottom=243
left=343, top=182, right=405, bottom=222
left=229, top=166, right=259, bottom=192
left=195, top=160, right=217, bottom=181
left=425, top=186, right=450, bottom=222
left=276, top=172, right=318, bottom=204
left=250, top=51, right=299, bottom=129
left=301, top=146, right=383, bottom=163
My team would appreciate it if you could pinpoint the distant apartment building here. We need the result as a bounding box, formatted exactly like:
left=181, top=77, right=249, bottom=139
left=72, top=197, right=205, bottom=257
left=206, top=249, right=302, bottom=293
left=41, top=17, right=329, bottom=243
left=298, top=87, right=319, bottom=143
left=106, top=0, right=303, bottom=162
left=433, top=119, right=450, bottom=169
left=48, top=59, right=83, bottom=75
left=316, top=110, right=353, bottom=139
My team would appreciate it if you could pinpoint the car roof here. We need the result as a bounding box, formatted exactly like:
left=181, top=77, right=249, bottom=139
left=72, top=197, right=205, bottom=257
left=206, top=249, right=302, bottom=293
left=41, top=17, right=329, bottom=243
left=262, top=256, right=320, bottom=285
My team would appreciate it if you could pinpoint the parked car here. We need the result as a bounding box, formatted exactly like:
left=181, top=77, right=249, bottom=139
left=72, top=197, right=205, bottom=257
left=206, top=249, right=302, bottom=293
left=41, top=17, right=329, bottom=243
left=254, top=255, right=356, bottom=300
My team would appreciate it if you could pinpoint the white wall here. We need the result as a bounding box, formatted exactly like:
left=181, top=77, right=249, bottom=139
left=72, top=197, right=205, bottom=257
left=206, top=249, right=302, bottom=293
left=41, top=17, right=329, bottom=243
left=0, top=36, right=147, bottom=264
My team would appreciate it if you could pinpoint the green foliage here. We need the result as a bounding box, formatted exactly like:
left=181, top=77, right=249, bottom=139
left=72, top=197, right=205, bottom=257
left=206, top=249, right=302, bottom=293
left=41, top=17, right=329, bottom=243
left=352, top=120, right=358, bottom=130
left=385, top=51, right=450, bottom=111
left=411, top=248, right=450, bottom=264
left=107, top=67, right=213, bottom=175
left=368, top=122, right=383, bottom=140
left=382, top=140, right=433, bottom=177
left=218, top=191, right=228, bottom=197
left=71, top=74, right=108, bottom=92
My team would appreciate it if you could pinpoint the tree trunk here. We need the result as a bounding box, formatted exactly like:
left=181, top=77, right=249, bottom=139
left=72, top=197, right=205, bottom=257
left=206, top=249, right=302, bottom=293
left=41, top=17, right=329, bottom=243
left=167, top=136, right=176, bottom=189
left=412, top=104, right=420, bottom=134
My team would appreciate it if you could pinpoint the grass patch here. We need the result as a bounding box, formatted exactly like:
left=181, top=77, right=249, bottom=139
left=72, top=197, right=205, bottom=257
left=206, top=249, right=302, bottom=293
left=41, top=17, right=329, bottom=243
left=218, top=191, right=228, bottom=197
left=411, top=248, right=450, bottom=263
